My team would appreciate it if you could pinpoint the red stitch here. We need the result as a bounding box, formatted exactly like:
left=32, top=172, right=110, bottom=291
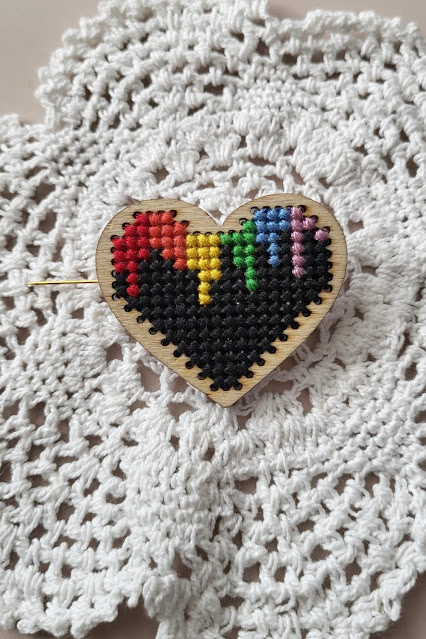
left=126, top=249, right=139, bottom=261
left=126, top=272, right=139, bottom=284
left=127, top=261, right=139, bottom=272
left=127, top=284, right=139, bottom=297
left=126, top=237, right=139, bottom=249
left=161, top=225, right=174, bottom=238
left=112, top=238, right=126, bottom=250
left=113, top=250, right=127, bottom=262
left=161, top=237, right=174, bottom=249
left=150, top=237, right=163, bottom=249
left=162, top=248, right=175, bottom=260
left=148, top=212, right=161, bottom=225
left=124, top=224, right=137, bottom=237
left=174, top=246, right=187, bottom=259
left=138, top=236, right=150, bottom=248
left=112, top=210, right=188, bottom=296
left=174, top=259, right=186, bottom=270
left=173, top=223, right=187, bottom=235
left=135, top=212, right=149, bottom=224
left=114, top=262, right=127, bottom=274
left=149, top=226, right=162, bottom=238
left=160, top=212, right=174, bottom=224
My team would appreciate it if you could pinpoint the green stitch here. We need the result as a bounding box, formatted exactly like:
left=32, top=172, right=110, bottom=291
left=246, top=279, right=259, bottom=292
left=242, top=220, right=256, bottom=233
left=220, top=225, right=258, bottom=292
left=220, top=232, right=235, bottom=246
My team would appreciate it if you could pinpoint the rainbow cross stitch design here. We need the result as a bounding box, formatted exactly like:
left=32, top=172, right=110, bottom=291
left=111, top=205, right=332, bottom=391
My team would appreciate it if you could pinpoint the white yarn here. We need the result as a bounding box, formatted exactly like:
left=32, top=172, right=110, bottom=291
left=0, top=1, right=425, bottom=637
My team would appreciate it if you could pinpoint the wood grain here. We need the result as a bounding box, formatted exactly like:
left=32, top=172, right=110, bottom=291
left=96, top=194, right=347, bottom=407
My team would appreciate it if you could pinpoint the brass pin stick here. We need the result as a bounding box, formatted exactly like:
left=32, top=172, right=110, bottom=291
left=27, top=280, right=99, bottom=286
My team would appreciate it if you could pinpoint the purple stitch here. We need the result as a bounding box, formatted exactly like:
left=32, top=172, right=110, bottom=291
left=290, top=206, right=306, bottom=278
left=303, top=216, right=317, bottom=231
left=315, top=228, right=330, bottom=242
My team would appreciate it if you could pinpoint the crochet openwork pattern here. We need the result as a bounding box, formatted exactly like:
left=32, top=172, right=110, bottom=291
left=1, top=1, right=425, bottom=637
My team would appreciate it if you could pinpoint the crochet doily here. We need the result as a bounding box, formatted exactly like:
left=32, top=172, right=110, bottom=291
left=1, top=1, right=425, bottom=637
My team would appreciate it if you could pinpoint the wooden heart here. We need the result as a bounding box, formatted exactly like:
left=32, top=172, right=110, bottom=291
left=96, top=194, right=347, bottom=407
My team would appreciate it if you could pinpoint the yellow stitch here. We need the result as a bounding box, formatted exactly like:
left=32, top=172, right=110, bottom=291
left=198, top=281, right=210, bottom=294
left=198, top=273, right=212, bottom=304
left=186, top=236, right=222, bottom=304
left=186, top=235, right=198, bottom=247
left=208, top=234, right=221, bottom=246
left=210, top=269, right=221, bottom=281
left=198, top=270, right=210, bottom=281
left=187, top=258, right=199, bottom=270
left=199, top=258, right=210, bottom=270
left=198, top=247, right=210, bottom=259
left=197, top=234, right=209, bottom=247
left=186, top=247, right=198, bottom=259
left=199, top=293, right=211, bottom=305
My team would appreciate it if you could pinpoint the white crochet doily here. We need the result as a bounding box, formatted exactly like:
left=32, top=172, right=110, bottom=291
left=1, top=1, right=425, bottom=637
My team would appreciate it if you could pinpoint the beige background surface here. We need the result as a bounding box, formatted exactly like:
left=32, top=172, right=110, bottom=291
left=0, top=1, right=425, bottom=638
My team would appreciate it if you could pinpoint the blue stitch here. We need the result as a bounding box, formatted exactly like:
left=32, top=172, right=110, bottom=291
left=279, top=209, right=291, bottom=220
left=266, top=221, right=280, bottom=232
left=253, top=205, right=293, bottom=267
left=256, top=232, right=269, bottom=244
left=278, top=220, right=290, bottom=232
left=253, top=207, right=269, bottom=222
left=255, top=221, right=268, bottom=233
left=268, top=255, right=280, bottom=266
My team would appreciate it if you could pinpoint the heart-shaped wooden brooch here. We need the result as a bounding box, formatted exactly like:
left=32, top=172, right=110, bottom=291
left=96, top=194, right=347, bottom=406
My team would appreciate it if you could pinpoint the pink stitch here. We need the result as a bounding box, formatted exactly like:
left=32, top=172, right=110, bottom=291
left=292, top=266, right=305, bottom=278
left=290, top=206, right=306, bottom=278
left=315, top=228, right=330, bottom=242
left=292, top=255, right=305, bottom=266
left=303, top=216, right=317, bottom=231
left=291, top=219, right=304, bottom=231
left=291, top=243, right=304, bottom=254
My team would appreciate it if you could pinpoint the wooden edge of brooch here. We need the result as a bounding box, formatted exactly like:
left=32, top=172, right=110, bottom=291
left=96, top=194, right=347, bottom=407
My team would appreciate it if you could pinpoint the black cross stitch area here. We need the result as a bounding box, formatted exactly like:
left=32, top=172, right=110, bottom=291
left=112, top=229, right=332, bottom=391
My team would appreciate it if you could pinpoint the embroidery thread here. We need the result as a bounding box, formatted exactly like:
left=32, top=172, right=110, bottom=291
left=111, top=203, right=333, bottom=392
